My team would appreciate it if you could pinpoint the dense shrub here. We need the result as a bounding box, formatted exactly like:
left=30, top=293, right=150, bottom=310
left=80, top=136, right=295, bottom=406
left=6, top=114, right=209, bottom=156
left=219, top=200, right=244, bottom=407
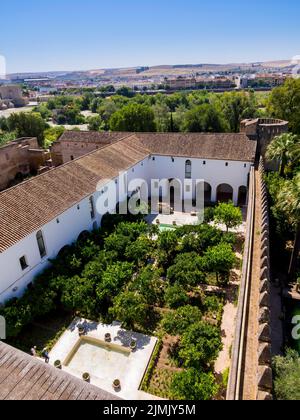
left=167, top=252, right=206, bottom=287
left=165, top=283, right=189, bottom=309
left=161, top=305, right=202, bottom=335
left=171, top=368, right=218, bottom=401
left=178, top=321, right=223, bottom=368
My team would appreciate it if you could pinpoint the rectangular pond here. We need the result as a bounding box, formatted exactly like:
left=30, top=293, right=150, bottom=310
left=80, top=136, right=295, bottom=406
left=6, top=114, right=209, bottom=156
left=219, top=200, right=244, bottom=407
left=64, top=336, right=131, bottom=381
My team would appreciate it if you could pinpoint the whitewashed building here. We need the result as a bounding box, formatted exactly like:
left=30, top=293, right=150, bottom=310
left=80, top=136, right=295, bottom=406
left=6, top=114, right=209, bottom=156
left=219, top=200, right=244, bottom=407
left=0, top=132, right=257, bottom=303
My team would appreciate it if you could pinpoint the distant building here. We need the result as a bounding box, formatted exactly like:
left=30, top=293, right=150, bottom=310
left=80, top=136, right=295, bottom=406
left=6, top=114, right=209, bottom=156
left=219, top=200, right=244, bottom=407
left=0, top=85, right=28, bottom=107
left=0, top=131, right=257, bottom=303
left=165, top=76, right=197, bottom=90
left=50, top=131, right=127, bottom=166
left=0, top=137, right=51, bottom=191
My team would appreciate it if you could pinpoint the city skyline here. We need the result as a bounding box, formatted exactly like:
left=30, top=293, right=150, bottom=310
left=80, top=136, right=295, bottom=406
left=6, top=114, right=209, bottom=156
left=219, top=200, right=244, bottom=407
left=1, top=0, right=300, bottom=73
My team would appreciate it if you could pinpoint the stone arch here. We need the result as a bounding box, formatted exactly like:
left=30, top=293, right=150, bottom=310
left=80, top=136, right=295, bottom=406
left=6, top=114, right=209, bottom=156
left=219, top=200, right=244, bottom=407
left=238, top=186, right=248, bottom=207
left=58, top=245, right=71, bottom=258
left=77, top=230, right=90, bottom=242
left=216, top=184, right=233, bottom=203
left=204, top=182, right=212, bottom=203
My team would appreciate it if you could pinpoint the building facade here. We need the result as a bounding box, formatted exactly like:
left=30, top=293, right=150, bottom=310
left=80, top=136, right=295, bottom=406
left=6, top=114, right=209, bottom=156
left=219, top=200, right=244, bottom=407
left=0, top=137, right=51, bottom=191
left=0, top=132, right=257, bottom=304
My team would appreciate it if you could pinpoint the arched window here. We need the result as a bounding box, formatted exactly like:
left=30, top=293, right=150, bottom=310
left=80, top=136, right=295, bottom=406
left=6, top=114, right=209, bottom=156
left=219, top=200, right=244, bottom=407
left=185, top=160, right=192, bottom=179
left=36, top=230, right=46, bottom=258
left=89, top=196, right=95, bottom=219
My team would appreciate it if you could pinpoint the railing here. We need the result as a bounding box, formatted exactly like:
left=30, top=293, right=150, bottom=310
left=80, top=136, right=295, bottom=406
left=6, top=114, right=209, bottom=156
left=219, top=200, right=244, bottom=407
left=226, top=166, right=256, bottom=400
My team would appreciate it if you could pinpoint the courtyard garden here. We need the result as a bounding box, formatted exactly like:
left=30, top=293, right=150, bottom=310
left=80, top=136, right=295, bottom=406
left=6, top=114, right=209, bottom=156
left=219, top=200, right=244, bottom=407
left=0, top=202, right=243, bottom=400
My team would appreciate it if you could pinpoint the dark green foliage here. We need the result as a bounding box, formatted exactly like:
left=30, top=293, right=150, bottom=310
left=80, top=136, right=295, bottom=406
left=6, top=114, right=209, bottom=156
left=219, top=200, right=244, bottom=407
left=109, top=103, right=156, bottom=132
left=129, top=266, right=164, bottom=306
left=167, top=252, right=206, bottom=287
left=165, top=283, right=189, bottom=309
left=203, top=243, right=236, bottom=285
left=178, top=321, right=223, bottom=368
left=7, top=112, right=47, bottom=146
left=161, top=305, right=202, bottom=335
left=96, top=262, right=134, bottom=306
left=109, top=291, right=148, bottom=329
left=171, top=368, right=218, bottom=400
left=273, top=349, right=300, bottom=400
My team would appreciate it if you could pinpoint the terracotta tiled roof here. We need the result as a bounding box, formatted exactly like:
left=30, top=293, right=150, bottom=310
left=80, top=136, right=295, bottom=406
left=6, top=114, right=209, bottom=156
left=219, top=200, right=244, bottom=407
left=0, top=135, right=148, bottom=253
left=0, top=132, right=256, bottom=253
left=137, top=132, right=257, bottom=162
left=0, top=342, right=121, bottom=400
left=57, top=131, right=132, bottom=144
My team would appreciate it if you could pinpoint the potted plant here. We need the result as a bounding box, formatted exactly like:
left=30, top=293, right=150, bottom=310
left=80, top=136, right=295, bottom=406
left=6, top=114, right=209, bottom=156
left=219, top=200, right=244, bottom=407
left=105, top=333, right=112, bottom=343
left=54, top=360, right=62, bottom=370
left=78, top=324, right=85, bottom=336
left=130, top=340, right=137, bottom=351
left=82, top=372, right=90, bottom=383
left=113, top=379, right=121, bottom=391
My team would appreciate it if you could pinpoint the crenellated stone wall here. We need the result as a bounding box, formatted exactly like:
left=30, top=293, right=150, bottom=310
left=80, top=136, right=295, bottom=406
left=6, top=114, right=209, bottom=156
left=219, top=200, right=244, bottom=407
left=256, top=159, right=273, bottom=400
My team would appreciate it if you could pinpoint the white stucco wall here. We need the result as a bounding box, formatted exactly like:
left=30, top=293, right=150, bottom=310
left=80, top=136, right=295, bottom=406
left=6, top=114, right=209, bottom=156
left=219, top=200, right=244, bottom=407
left=0, top=155, right=252, bottom=303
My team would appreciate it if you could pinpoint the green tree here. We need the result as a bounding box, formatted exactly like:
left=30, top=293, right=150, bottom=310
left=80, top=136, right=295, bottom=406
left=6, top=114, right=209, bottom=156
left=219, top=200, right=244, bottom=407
left=214, top=201, right=242, bottom=232
left=220, top=91, right=257, bottom=132
left=267, top=78, right=300, bottom=134
left=109, top=103, right=156, bottom=132
left=171, top=369, right=218, bottom=401
left=116, top=86, right=135, bottom=98
left=273, top=349, right=300, bottom=400
left=44, top=126, right=65, bottom=148
left=60, top=275, right=97, bottom=317
left=156, top=230, right=179, bottom=269
left=266, top=133, right=300, bottom=176
left=87, top=115, right=103, bottom=131
left=7, top=112, right=47, bottom=146
left=96, top=262, right=134, bottom=306
left=125, top=236, right=154, bottom=267
left=165, top=283, right=189, bottom=309
left=182, top=103, right=227, bottom=133
left=109, top=291, right=147, bottom=329
left=204, top=243, right=236, bottom=285
left=129, top=267, right=164, bottom=305
left=161, top=305, right=202, bottom=335
left=277, top=174, right=300, bottom=278
left=167, top=252, right=206, bottom=287
left=178, top=321, right=222, bottom=368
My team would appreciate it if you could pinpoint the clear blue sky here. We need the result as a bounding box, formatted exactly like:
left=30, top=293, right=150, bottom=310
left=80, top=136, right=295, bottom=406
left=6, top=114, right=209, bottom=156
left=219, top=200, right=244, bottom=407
left=1, top=0, right=300, bottom=73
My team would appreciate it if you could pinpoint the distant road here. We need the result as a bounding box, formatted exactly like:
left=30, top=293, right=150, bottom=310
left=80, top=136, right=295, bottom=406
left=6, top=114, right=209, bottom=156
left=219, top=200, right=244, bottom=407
left=0, top=103, right=37, bottom=118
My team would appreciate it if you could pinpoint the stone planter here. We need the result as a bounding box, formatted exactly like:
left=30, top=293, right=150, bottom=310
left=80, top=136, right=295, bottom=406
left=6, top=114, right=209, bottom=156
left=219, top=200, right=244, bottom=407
left=78, top=325, right=85, bottom=336
left=54, top=360, right=62, bottom=370
left=105, top=333, right=112, bottom=343
left=130, top=340, right=137, bottom=352
left=113, top=379, right=121, bottom=391
left=82, top=372, right=90, bottom=383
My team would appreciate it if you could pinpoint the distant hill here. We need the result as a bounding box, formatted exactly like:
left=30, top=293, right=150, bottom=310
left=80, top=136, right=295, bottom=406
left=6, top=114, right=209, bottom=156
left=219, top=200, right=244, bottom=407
left=7, top=60, right=292, bottom=81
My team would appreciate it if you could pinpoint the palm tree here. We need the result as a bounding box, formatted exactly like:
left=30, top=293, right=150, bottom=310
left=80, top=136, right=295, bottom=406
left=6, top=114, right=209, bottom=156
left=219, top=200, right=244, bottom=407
left=266, top=133, right=299, bottom=177
left=278, top=174, right=300, bottom=278
left=291, top=142, right=300, bottom=165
